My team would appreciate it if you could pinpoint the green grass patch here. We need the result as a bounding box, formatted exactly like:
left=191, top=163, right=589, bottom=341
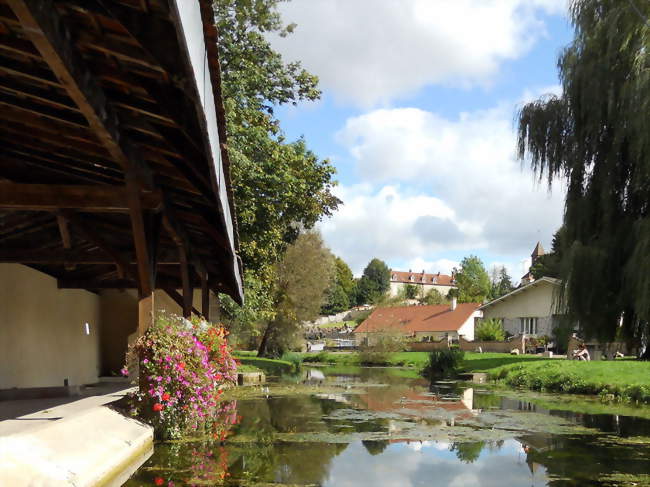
left=234, top=356, right=294, bottom=375
left=482, top=357, right=650, bottom=403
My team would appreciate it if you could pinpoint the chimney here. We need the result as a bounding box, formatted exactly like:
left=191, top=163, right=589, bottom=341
left=451, top=296, right=457, bottom=311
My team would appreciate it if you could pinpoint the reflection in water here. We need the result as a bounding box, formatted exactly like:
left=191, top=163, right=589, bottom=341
left=127, top=367, right=650, bottom=487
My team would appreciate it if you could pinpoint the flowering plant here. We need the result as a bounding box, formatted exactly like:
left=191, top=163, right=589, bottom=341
left=123, top=313, right=237, bottom=439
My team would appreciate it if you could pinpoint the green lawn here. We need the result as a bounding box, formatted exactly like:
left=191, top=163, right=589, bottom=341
left=234, top=356, right=295, bottom=375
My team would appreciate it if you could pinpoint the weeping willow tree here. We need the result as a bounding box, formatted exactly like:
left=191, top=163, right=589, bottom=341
left=517, top=0, right=650, bottom=355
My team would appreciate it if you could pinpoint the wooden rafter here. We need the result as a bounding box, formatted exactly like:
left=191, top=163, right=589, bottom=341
left=0, top=182, right=161, bottom=211
left=5, top=0, right=153, bottom=189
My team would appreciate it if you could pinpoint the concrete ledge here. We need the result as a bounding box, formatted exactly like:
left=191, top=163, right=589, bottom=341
left=237, top=371, right=266, bottom=385
left=0, top=385, right=81, bottom=401
left=0, top=406, right=153, bottom=486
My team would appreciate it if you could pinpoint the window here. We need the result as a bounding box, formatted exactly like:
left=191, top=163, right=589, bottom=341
left=519, top=317, right=538, bottom=335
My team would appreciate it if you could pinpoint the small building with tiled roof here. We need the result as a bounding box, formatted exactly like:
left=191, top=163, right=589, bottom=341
left=389, top=269, right=457, bottom=299
left=353, top=301, right=481, bottom=346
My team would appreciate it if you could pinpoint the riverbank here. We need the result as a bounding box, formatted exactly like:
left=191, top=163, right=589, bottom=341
left=297, top=351, right=650, bottom=403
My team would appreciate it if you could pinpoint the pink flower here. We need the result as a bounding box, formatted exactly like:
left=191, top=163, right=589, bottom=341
left=120, top=367, right=129, bottom=376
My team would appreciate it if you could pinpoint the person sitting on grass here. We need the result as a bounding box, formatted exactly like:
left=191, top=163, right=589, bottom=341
left=572, top=343, right=590, bottom=361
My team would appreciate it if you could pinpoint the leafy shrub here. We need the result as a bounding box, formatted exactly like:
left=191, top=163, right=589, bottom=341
left=475, top=318, right=506, bottom=341
left=280, top=351, right=304, bottom=370
left=359, top=332, right=406, bottom=365
left=423, top=348, right=465, bottom=378
left=124, top=313, right=237, bottom=439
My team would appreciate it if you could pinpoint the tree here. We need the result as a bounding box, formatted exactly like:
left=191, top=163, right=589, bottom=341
left=475, top=319, right=506, bottom=341
left=450, top=441, right=485, bottom=464
left=516, top=0, right=650, bottom=352
left=215, top=0, right=341, bottom=274
left=404, top=284, right=418, bottom=300
left=356, top=259, right=391, bottom=304
left=321, top=257, right=356, bottom=315
left=220, top=271, right=276, bottom=348
left=257, top=232, right=334, bottom=357
left=454, top=256, right=491, bottom=303
left=489, top=266, right=514, bottom=300
left=420, top=288, right=447, bottom=305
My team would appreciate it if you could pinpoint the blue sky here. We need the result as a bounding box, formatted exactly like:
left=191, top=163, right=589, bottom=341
left=269, top=1, right=574, bottom=279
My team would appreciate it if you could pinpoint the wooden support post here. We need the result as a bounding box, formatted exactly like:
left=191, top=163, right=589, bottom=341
left=200, top=270, right=209, bottom=322
left=138, top=292, right=154, bottom=337
left=126, top=173, right=152, bottom=297
left=179, top=247, right=192, bottom=318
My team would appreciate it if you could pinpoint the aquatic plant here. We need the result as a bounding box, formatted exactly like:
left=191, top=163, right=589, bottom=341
left=124, top=313, right=238, bottom=439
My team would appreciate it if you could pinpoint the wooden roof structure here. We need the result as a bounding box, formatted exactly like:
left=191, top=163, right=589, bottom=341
left=0, top=0, right=244, bottom=312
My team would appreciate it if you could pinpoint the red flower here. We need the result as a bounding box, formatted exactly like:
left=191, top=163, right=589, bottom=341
left=152, top=403, right=163, bottom=412
left=178, top=362, right=186, bottom=370
left=161, top=392, right=171, bottom=401
left=154, top=477, right=164, bottom=486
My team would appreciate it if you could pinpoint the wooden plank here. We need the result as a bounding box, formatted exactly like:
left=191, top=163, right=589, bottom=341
left=6, top=0, right=153, bottom=189
left=0, top=182, right=161, bottom=211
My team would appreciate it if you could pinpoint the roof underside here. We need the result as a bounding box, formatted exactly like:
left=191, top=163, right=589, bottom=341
left=0, top=0, right=243, bottom=303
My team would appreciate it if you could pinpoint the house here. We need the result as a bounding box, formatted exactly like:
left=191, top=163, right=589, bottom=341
left=389, top=269, right=456, bottom=298
left=479, top=277, right=562, bottom=338
left=353, top=300, right=482, bottom=346
left=0, top=1, right=242, bottom=396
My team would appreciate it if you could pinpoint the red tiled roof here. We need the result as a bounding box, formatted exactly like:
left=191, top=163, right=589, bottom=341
left=390, top=270, right=455, bottom=286
left=353, top=303, right=481, bottom=334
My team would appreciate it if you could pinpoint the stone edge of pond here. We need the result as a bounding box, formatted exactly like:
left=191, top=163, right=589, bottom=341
left=0, top=406, right=153, bottom=486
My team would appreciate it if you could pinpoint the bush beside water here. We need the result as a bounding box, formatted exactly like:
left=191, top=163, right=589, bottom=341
left=423, top=349, right=465, bottom=378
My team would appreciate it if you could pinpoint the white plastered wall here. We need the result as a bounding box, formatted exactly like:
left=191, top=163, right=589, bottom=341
left=0, top=264, right=101, bottom=389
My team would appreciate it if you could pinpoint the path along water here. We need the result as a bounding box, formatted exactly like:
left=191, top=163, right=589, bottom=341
left=126, top=367, right=650, bottom=486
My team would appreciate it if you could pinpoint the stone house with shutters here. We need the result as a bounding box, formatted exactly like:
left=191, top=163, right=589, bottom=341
left=388, top=270, right=457, bottom=298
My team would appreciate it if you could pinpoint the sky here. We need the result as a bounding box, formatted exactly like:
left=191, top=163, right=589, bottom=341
left=268, top=0, right=574, bottom=280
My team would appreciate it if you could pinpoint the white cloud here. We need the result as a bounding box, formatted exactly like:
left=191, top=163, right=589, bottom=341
left=319, top=97, right=565, bottom=275
left=272, top=0, right=568, bottom=106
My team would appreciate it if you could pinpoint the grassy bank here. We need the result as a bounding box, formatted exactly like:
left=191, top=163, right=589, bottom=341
left=299, top=350, right=650, bottom=403
left=487, top=359, right=650, bottom=403
left=235, top=356, right=295, bottom=375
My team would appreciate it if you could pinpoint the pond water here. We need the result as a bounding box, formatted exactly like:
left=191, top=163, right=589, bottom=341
left=125, top=367, right=650, bottom=486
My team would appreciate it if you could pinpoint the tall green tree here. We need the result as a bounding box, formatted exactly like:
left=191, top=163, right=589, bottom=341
left=516, top=0, right=650, bottom=351
left=322, top=257, right=355, bottom=315
left=356, top=258, right=391, bottom=305
left=454, top=256, right=491, bottom=303
left=215, top=0, right=341, bottom=274
left=489, top=266, right=514, bottom=300
left=257, top=232, right=334, bottom=357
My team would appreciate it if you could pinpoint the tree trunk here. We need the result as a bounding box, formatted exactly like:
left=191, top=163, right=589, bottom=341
left=257, top=322, right=273, bottom=357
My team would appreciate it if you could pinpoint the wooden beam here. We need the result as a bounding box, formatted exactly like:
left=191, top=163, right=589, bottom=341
left=58, top=275, right=186, bottom=290
left=125, top=172, right=152, bottom=295
left=0, top=182, right=161, bottom=211
left=0, top=249, right=181, bottom=265
left=163, top=288, right=201, bottom=317
left=179, top=246, right=192, bottom=318
left=56, top=212, right=75, bottom=270
left=200, top=270, right=210, bottom=322
left=6, top=0, right=153, bottom=189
